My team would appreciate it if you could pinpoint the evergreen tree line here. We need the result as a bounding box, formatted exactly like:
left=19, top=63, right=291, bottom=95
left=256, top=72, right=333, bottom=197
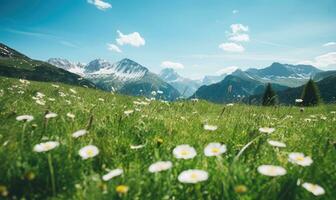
left=262, top=79, right=321, bottom=106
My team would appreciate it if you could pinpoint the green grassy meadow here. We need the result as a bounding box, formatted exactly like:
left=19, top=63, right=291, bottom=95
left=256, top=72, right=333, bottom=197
left=0, top=76, right=335, bottom=199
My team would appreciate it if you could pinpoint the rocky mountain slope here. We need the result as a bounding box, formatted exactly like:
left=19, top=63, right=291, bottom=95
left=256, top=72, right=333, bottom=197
left=48, top=57, right=180, bottom=100
left=0, top=43, right=96, bottom=88
left=159, top=68, right=201, bottom=97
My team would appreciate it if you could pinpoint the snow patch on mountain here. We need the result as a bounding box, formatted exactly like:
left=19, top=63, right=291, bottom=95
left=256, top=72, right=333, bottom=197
left=48, top=58, right=148, bottom=82
left=48, top=58, right=85, bottom=76
left=159, top=68, right=201, bottom=97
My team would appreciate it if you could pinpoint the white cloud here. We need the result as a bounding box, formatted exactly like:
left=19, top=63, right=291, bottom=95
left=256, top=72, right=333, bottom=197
left=232, top=10, right=239, bottom=14
left=161, top=61, right=184, bottom=69
left=230, top=24, right=249, bottom=35
left=107, top=43, right=122, bottom=53
left=87, top=0, right=112, bottom=10
left=216, top=66, right=238, bottom=75
left=297, top=52, right=336, bottom=68
left=219, top=42, right=245, bottom=53
left=229, top=33, right=250, bottom=42
left=116, top=30, right=145, bottom=47
left=323, top=42, right=336, bottom=47
left=227, top=23, right=250, bottom=43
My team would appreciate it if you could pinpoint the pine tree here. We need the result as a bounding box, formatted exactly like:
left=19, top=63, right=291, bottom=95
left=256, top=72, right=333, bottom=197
left=301, top=79, right=321, bottom=106
left=262, top=83, right=277, bottom=106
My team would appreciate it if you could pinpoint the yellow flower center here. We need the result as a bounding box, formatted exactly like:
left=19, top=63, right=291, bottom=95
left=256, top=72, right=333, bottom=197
left=180, top=150, right=189, bottom=156
left=116, top=185, right=129, bottom=194
left=310, top=184, right=318, bottom=190
left=296, top=156, right=304, bottom=161
left=267, top=167, right=276, bottom=174
left=234, top=185, right=248, bottom=193
left=86, top=149, right=94, bottom=156
left=211, top=148, right=220, bottom=153
left=190, top=173, right=198, bottom=179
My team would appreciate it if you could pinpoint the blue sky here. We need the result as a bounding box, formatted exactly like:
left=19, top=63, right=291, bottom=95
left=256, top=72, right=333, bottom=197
left=1, top=0, right=336, bottom=79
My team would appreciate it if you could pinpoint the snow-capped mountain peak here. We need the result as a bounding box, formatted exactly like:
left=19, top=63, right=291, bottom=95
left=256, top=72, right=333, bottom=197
left=47, top=58, right=85, bottom=76
left=48, top=57, right=149, bottom=82
left=159, top=68, right=180, bottom=82
left=159, top=68, right=201, bottom=97
left=246, top=62, right=321, bottom=79
left=85, top=59, right=112, bottom=73
left=113, top=58, right=148, bottom=76
left=87, top=58, right=148, bottom=81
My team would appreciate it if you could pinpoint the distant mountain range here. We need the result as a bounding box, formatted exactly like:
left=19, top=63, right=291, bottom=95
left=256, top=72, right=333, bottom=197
left=2, top=42, right=335, bottom=104
left=313, top=70, right=336, bottom=81
left=192, top=74, right=289, bottom=103
left=192, top=63, right=336, bottom=104
left=159, top=68, right=231, bottom=97
left=48, top=58, right=180, bottom=100
left=0, top=43, right=96, bottom=88
left=45, top=57, right=336, bottom=104
left=48, top=58, right=231, bottom=98
left=233, top=62, right=322, bottom=87
left=247, top=74, right=336, bottom=104
left=158, top=68, right=201, bottom=97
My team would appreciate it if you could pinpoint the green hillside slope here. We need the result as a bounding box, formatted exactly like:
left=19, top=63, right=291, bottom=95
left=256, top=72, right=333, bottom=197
left=192, top=75, right=288, bottom=103
left=0, top=43, right=96, bottom=88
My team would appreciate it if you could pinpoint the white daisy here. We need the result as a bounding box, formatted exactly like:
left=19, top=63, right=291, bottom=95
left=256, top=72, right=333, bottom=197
left=191, top=98, right=199, bottom=102
left=124, top=110, right=134, bottom=115
left=45, top=112, right=58, bottom=119
left=72, top=129, right=87, bottom=138
left=59, top=91, right=66, bottom=97
left=78, top=145, right=99, bottom=159
left=226, top=103, right=234, bottom=106
left=66, top=113, right=75, bottom=119
left=304, top=118, right=312, bottom=122
left=178, top=169, right=208, bottom=184
left=268, top=140, right=286, bottom=148
left=36, top=92, right=45, bottom=98
left=204, top=143, right=227, bottom=157
left=130, top=144, right=146, bottom=149
left=284, top=115, right=293, bottom=119
left=16, top=115, right=34, bottom=122
left=148, top=161, right=173, bottom=173
left=102, top=168, right=123, bottom=181
left=36, top=99, right=46, bottom=105
left=69, top=88, right=77, bottom=94
left=33, top=141, right=59, bottom=152
left=302, top=182, right=325, bottom=196
left=288, top=152, right=313, bottom=167
left=257, top=165, right=287, bottom=177
left=19, top=79, right=30, bottom=84
left=259, top=127, right=275, bottom=134
left=173, top=144, right=197, bottom=159
left=203, top=124, right=218, bottom=131
left=295, top=99, right=303, bottom=103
